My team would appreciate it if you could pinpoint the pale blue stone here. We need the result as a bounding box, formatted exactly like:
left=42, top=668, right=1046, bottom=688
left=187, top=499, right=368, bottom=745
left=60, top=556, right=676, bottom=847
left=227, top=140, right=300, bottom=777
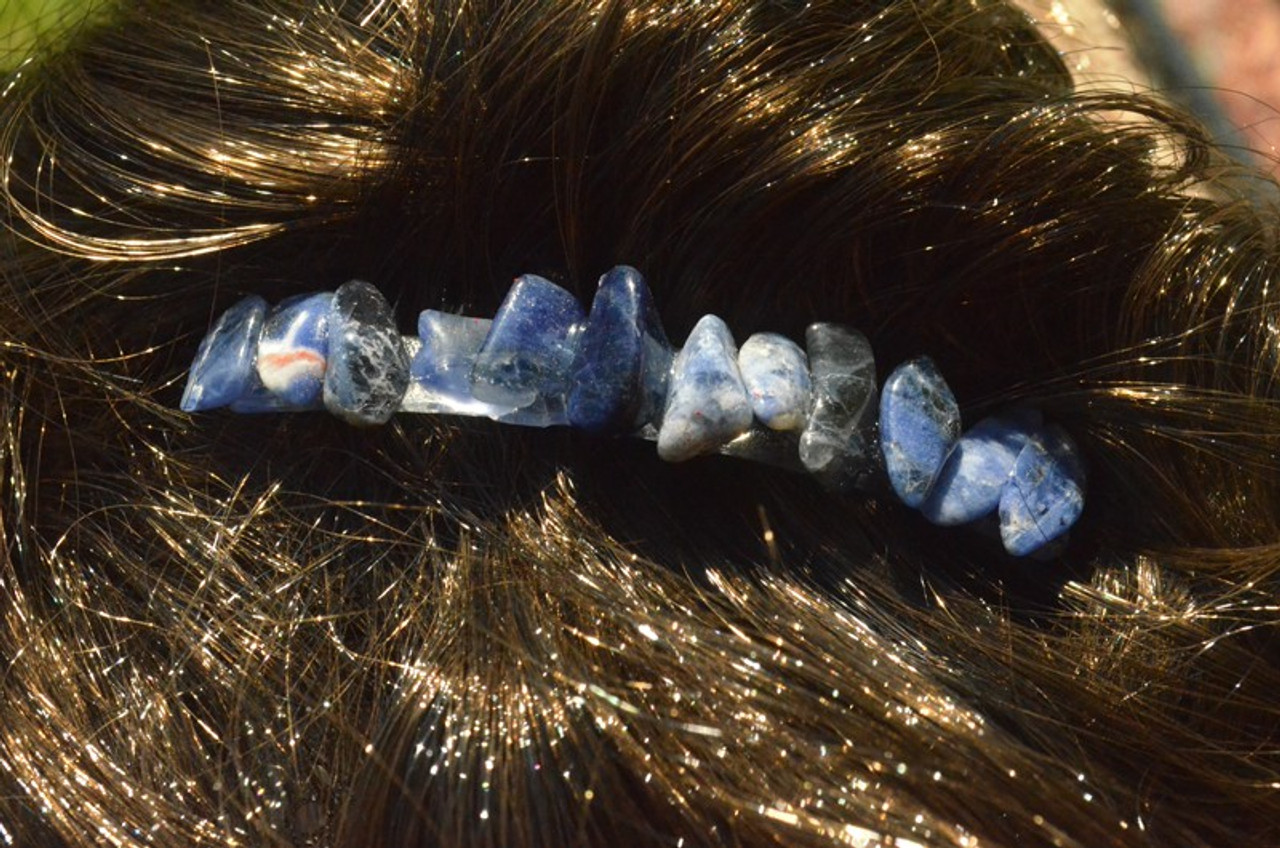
left=998, top=424, right=1086, bottom=556
left=657, top=315, right=753, bottom=462
left=180, top=295, right=268, bottom=411
left=920, top=411, right=1043, bottom=526
left=470, top=275, right=584, bottom=423
left=405, top=310, right=572, bottom=427
left=492, top=397, right=571, bottom=427
left=738, top=332, right=811, bottom=431
left=798, top=324, right=879, bottom=492
left=879, top=357, right=961, bottom=508
left=254, top=292, right=332, bottom=408
left=410, top=309, right=568, bottom=424
left=407, top=311, right=502, bottom=414
left=567, top=266, right=673, bottom=434
left=322, top=280, right=410, bottom=426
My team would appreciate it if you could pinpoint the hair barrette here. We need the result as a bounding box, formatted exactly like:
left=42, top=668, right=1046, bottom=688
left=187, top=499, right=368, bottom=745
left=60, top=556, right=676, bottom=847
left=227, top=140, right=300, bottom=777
left=180, top=267, right=1085, bottom=556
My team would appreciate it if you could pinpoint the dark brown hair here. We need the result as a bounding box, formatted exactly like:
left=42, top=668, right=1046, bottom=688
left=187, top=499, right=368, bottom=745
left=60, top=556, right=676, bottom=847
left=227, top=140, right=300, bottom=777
left=2, top=1, right=1279, bottom=845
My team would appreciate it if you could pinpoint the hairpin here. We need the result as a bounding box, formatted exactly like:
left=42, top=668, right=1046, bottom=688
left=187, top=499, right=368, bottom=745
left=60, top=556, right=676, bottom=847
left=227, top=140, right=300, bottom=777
left=180, top=268, right=1085, bottom=556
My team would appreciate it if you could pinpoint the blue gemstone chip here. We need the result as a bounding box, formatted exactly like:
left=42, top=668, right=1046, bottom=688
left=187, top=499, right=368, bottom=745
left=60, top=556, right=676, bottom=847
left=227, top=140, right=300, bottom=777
left=412, top=311, right=492, bottom=403
left=920, top=410, right=1043, bottom=526
left=879, top=357, right=962, bottom=508
left=406, top=311, right=524, bottom=419
left=322, top=280, right=411, bottom=426
left=180, top=294, right=269, bottom=412
left=470, top=275, right=585, bottom=424
left=656, top=314, right=754, bottom=462
left=255, top=292, right=333, bottom=409
left=229, top=373, right=299, bottom=414
left=738, top=332, right=811, bottom=431
left=998, top=424, right=1086, bottom=556
left=567, top=266, right=673, bottom=434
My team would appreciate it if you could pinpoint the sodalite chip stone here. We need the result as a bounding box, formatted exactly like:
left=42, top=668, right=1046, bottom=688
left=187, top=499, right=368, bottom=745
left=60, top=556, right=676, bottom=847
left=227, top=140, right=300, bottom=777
left=880, top=357, right=961, bottom=508
left=798, top=323, right=879, bottom=492
left=323, top=280, right=410, bottom=426
left=567, top=266, right=673, bottom=434
left=255, top=292, right=333, bottom=408
left=657, top=314, right=754, bottom=462
left=405, top=311, right=508, bottom=417
left=228, top=372, right=297, bottom=414
left=998, top=423, right=1086, bottom=556
left=739, top=332, right=811, bottom=431
left=920, top=410, right=1042, bottom=526
left=470, top=274, right=584, bottom=425
left=180, top=294, right=268, bottom=412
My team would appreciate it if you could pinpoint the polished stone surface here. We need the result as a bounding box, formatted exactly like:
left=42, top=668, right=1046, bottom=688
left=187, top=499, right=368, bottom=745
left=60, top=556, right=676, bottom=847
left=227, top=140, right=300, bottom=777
left=322, top=280, right=410, bottom=426
left=920, top=410, right=1042, bottom=526
left=880, top=357, right=961, bottom=508
left=470, top=275, right=584, bottom=421
left=998, top=423, right=1086, bottom=556
left=657, top=315, right=753, bottom=462
left=567, top=266, right=673, bottom=434
left=180, top=294, right=268, bottom=412
left=255, top=292, right=332, bottom=408
left=798, top=323, right=879, bottom=492
left=228, top=373, right=296, bottom=414
left=407, top=311, right=505, bottom=415
left=739, top=332, right=811, bottom=431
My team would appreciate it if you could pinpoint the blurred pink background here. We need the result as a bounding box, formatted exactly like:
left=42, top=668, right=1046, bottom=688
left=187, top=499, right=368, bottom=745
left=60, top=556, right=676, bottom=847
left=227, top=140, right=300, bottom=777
left=1160, top=0, right=1280, bottom=166
left=1017, top=0, right=1280, bottom=170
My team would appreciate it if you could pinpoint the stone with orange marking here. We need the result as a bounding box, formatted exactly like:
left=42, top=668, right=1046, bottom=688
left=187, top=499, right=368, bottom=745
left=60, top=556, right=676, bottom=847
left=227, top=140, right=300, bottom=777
left=256, top=292, right=333, bottom=408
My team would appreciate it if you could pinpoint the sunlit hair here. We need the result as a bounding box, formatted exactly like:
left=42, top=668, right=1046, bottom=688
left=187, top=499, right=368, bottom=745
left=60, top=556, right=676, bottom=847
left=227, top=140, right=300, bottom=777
left=2, top=1, right=1279, bottom=845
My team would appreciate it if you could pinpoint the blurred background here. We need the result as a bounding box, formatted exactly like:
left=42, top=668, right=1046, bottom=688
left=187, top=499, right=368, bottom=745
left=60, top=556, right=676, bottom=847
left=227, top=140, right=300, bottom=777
left=1, top=0, right=98, bottom=64
left=1112, top=0, right=1280, bottom=170
left=1, top=0, right=1279, bottom=171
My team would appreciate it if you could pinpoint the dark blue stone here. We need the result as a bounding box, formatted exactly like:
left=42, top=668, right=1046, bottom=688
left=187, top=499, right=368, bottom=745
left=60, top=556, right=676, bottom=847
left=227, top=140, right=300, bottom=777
left=998, top=424, right=1085, bottom=556
left=920, top=410, right=1042, bottom=526
left=879, top=357, right=961, bottom=508
left=254, top=292, right=333, bottom=408
left=656, top=315, right=753, bottom=461
left=470, top=275, right=585, bottom=419
left=567, top=266, right=673, bottom=433
left=322, top=280, right=410, bottom=426
left=180, top=295, right=268, bottom=411
left=798, top=324, right=879, bottom=493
